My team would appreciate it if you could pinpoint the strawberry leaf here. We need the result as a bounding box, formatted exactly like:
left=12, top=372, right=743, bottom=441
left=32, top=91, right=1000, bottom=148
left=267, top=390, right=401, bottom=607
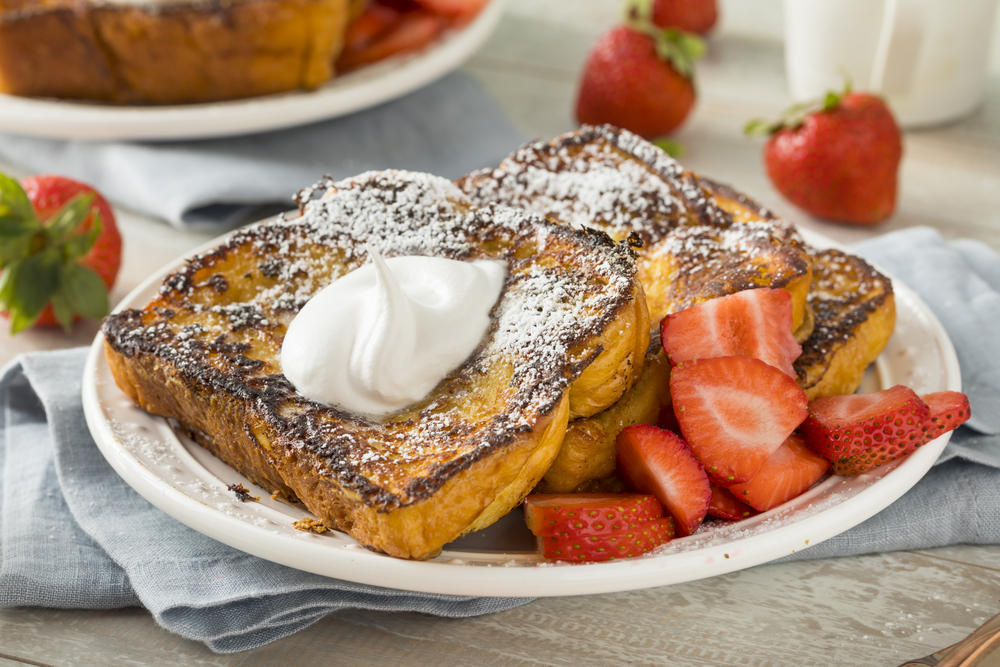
left=652, top=137, right=685, bottom=157
left=652, top=28, right=705, bottom=80
left=0, top=259, right=22, bottom=309
left=0, top=234, right=35, bottom=268
left=0, top=173, right=35, bottom=223
left=58, top=262, right=109, bottom=321
left=49, top=290, right=74, bottom=332
left=8, top=247, right=62, bottom=334
left=62, top=210, right=102, bottom=261
left=44, top=192, right=95, bottom=244
left=0, top=214, right=40, bottom=240
left=745, top=82, right=851, bottom=137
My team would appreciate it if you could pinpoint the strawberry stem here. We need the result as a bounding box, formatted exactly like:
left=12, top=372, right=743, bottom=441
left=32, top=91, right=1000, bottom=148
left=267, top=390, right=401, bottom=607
left=621, top=0, right=705, bottom=80
left=744, top=81, right=853, bottom=137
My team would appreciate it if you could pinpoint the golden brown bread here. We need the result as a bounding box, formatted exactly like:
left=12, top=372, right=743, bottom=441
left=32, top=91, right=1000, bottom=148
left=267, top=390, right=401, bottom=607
left=456, top=125, right=814, bottom=334
left=537, top=347, right=671, bottom=493
left=0, top=0, right=350, bottom=104
left=697, top=177, right=896, bottom=399
left=102, top=170, right=649, bottom=559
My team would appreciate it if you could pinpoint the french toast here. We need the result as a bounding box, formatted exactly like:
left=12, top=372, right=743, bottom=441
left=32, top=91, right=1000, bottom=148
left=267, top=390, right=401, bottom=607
left=102, top=170, right=649, bottom=560
left=698, top=177, right=896, bottom=399
left=537, top=347, right=671, bottom=493
left=458, top=127, right=894, bottom=493
left=456, top=125, right=814, bottom=333
left=0, top=0, right=350, bottom=104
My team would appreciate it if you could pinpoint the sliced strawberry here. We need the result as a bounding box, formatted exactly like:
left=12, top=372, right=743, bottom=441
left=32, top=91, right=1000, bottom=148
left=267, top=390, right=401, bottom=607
left=729, top=434, right=830, bottom=510
left=920, top=391, right=971, bottom=443
left=670, top=356, right=809, bottom=486
left=800, top=385, right=929, bottom=472
left=658, top=399, right=681, bottom=434
left=660, top=288, right=801, bottom=377
left=412, top=0, right=489, bottom=17
left=337, top=12, right=445, bottom=71
left=342, top=4, right=402, bottom=54
left=707, top=483, right=758, bottom=521
left=537, top=517, right=676, bottom=562
left=523, top=493, right=664, bottom=537
left=615, top=424, right=711, bottom=536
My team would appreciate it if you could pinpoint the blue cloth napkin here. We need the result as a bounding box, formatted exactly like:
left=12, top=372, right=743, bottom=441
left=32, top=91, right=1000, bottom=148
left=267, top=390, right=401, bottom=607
left=784, top=227, right=1000, bottom=561
left=0, top=350, right=531, bottom=653
left=2, top=226, right=999, bottom=653
left=0, top=73, right=525, bottom=230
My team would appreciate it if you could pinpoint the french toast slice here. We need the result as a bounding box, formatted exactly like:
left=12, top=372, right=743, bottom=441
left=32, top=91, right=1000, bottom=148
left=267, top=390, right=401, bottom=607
left=456, top=125, right=813, bottom=333
left=102, top=171, right=648, bottom=560
left=537, top=346, right=671, bottom=493
left=698, top=177, right=896, bottom=399
left=0, top=0, right=350, bottom=104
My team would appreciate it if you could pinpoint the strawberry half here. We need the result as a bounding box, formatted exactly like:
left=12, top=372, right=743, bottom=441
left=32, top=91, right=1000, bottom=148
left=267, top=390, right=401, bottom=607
left=615, top=424, right=711, bottom=536
left=523, top=493, right=664, bottom=537
left=536, top=517, right=676, bottom=562
left=800, top=385, right=930, bottom=476
left=670, top=356, right=809, bottom=486
left=660, top=287, right=802, bottom=377
left=707, top=483, right=758, bottom=521
left=729, top=434, right=830, bottom=511
left=920, top=391, right=971, bottom=444
left=0, top=174, right=120, bottom=333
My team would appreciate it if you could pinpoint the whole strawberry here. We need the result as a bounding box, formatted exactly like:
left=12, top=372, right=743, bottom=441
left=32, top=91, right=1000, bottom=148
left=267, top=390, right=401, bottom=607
left=651, top=0, right=718, bottom=34
left=746, top=87, right=902, bottom=224
left=0, top=174, right=121, bottom=333
left=575, top=3, right=705, bottom=139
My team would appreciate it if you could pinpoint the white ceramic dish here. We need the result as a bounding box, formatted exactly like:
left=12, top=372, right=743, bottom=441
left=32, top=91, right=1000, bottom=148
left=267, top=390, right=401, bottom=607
left=82, top=227, right=961, bottom=598
left=0, top=0, right=504, bottom=142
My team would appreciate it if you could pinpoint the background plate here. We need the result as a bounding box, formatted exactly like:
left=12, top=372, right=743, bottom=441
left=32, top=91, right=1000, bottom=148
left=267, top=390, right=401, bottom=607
left=82, top=227, right=961, bottom=598
left=0, top=0, right=504, bottom=142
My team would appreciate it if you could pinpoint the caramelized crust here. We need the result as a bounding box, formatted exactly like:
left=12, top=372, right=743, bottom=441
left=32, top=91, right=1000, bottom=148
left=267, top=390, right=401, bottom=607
left=538, top=348, right=671, bottom=494
left=795, top=249, right=895, bottom=399
left=0, top=0, right=349, bottom=104
left=457, top=125, right=813, bottom=333
left=103, top=171, right=648, bottom=559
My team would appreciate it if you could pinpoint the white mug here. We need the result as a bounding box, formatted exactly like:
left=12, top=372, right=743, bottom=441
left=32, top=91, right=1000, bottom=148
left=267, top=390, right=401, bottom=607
left=784, top=0, right=1000, bottom=128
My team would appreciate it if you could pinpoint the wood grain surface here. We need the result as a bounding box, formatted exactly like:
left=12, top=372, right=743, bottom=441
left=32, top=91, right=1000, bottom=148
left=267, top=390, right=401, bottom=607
left=2, top=0, right=999, bottom=665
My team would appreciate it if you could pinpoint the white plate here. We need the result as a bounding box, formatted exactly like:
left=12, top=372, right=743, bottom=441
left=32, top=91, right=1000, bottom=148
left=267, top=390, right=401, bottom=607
left=0, top=0, right=504, bottom=142
left=82, top=227, right=961, bottom=598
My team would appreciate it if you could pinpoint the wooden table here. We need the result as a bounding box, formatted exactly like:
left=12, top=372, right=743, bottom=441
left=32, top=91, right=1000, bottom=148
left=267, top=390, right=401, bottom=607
left=3, top=1, right=1000, bottom=664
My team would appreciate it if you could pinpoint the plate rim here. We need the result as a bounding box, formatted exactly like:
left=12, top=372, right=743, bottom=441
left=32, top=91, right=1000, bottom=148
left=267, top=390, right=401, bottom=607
left=0, top=0, right=505, bottom=142
left=82, top=225, right=961, bottom=597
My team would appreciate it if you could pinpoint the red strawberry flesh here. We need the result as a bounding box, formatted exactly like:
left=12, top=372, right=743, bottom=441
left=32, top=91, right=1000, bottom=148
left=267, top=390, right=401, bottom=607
left=920, top=391, right=971, bottom=443
left=707, top=483, right=759, bottom=521
left=729, top=434, right=830, bottom=511
left=537, top=517, right=676, bottom=562
left=523, top=493, right=664, bottom=537
left=616, top=424, right=711, bottom=536
left=660, top=287, right=801, bottom=377
left=801, top=385, right=929, bottom=461
left=670, top=356, right=809, bottom=486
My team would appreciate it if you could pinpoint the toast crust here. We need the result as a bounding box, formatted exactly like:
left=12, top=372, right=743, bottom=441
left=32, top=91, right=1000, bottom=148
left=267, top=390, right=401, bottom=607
left=0, top=0, right=349, bottom=104
left=457, top=125, right=814, bottom=333
left=103, top=170, right=648, bottom=559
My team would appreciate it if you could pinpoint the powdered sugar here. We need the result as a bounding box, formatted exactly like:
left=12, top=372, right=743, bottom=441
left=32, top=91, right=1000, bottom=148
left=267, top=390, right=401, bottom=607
left=103, top=170, right=639, bottom=509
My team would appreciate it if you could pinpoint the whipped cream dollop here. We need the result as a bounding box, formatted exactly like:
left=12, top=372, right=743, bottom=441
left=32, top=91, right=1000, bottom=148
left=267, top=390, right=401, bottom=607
left=281, top=248, right=507, bottom=417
